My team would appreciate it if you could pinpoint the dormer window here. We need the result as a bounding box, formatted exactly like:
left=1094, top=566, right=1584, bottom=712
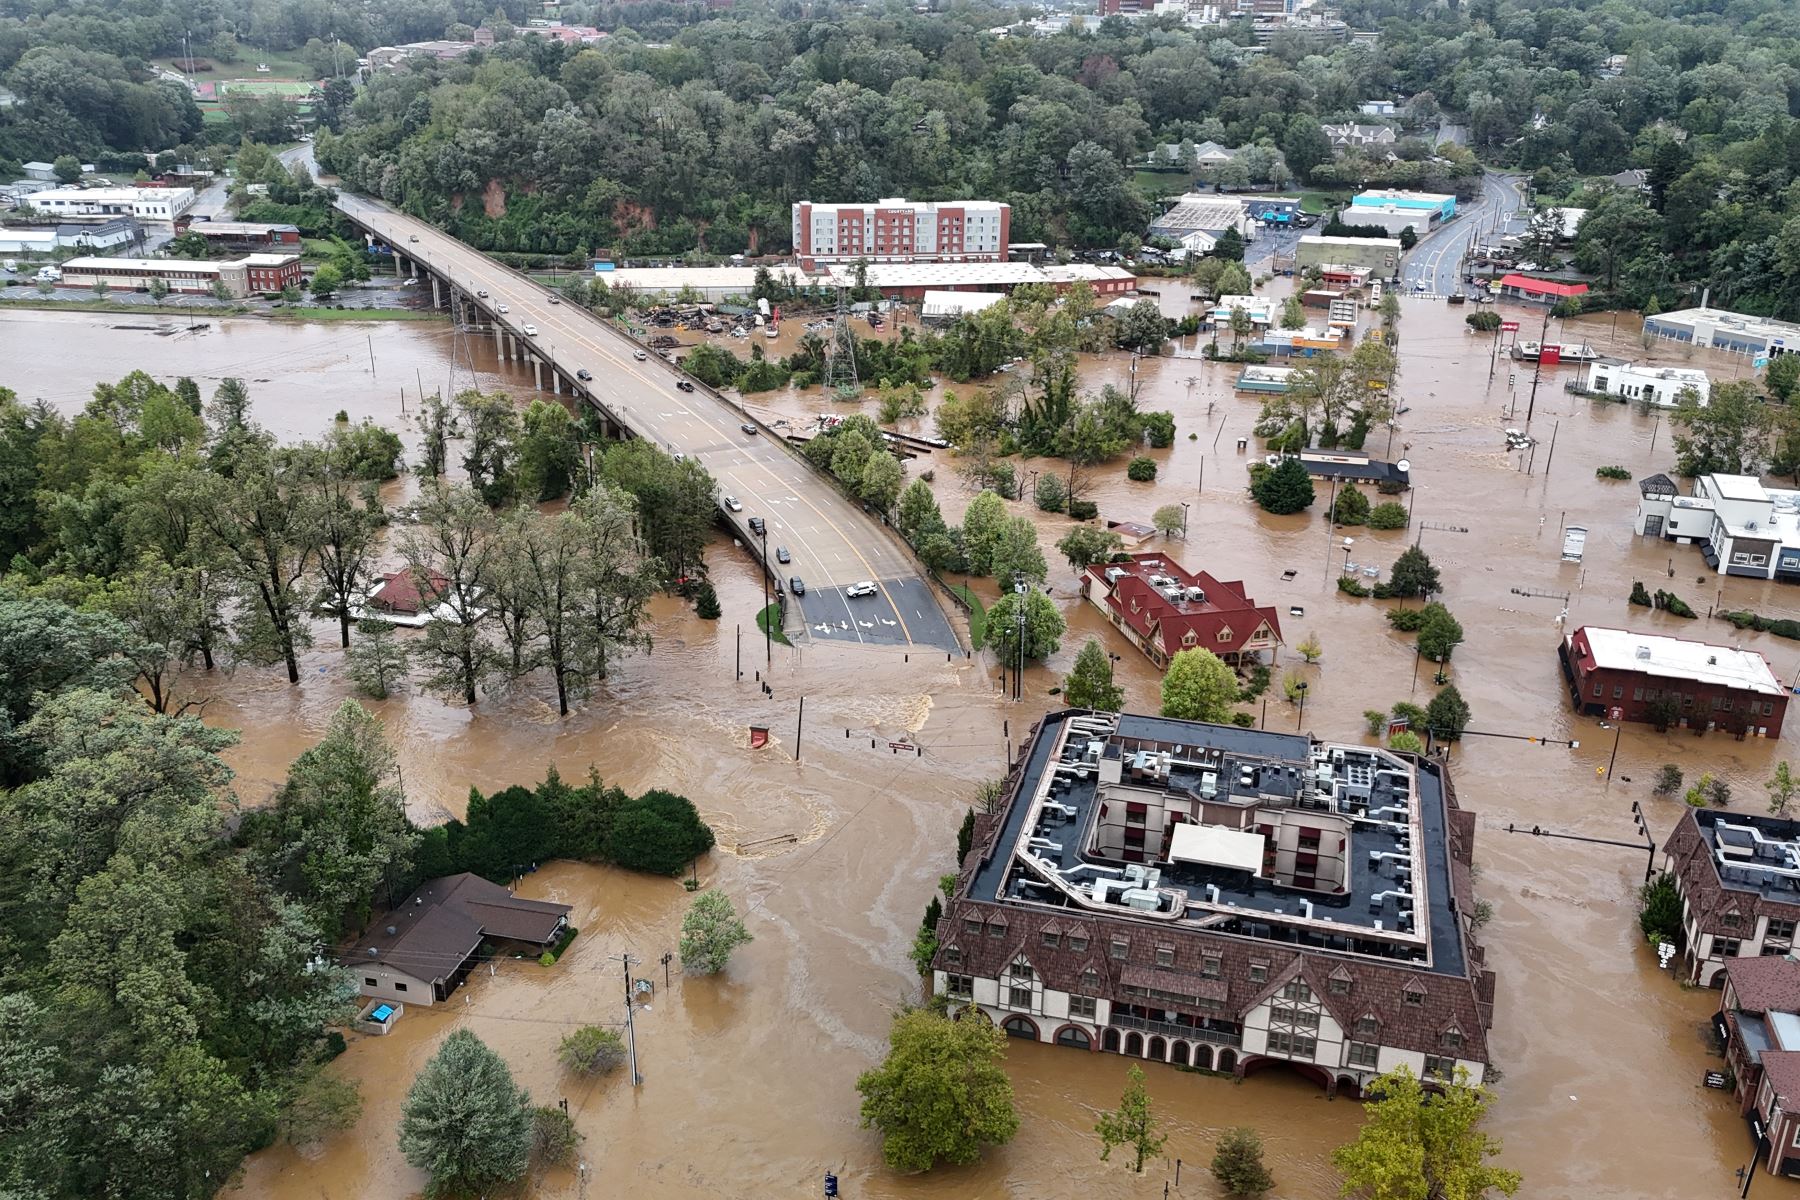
left=1403, top=986, right=1425, bottom=1007
left=1217, top=627, right=1233, bottom=642
left=1442, top=1029, right=1464, bottom=1051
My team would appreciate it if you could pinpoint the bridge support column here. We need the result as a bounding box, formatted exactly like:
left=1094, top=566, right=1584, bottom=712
left=430, top=276, right=441, bottom=308
left=532, top=356, right=542, bottom=391
left=552, top=368, right=561, bottom=396
left=494, top=324, right=503, bottom=357
left=408, top=257, right=418, bottom=279
left=394, top=253, right=405, bottom=278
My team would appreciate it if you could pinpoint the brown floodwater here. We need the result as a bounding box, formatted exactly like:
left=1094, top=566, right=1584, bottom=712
left=4, top=298, right=1797, bottom=1198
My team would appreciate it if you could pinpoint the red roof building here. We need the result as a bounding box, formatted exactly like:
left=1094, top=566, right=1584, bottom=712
left=367, top=568, right=450, bottom=617
left=1495, top=273, right=1589, bottom=303
left=1080, top=552, right=1283, bottom=669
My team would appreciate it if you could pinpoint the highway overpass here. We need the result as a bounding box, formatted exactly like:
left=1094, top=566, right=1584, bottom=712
left=333, top=193, right=961, bottom=653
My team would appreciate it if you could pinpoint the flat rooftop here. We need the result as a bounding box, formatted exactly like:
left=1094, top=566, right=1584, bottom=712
left=1575, top=626, right=1783, bottom=694
left=1649, top=306, right=1800, bottom=339
left=1301, top=234, right=1403, bottom=250
left=62, top=256, right=220, bottom=272
left=1693, top=810, right=1800, bottom=903
left=972, top=711, right=1466, bottom=977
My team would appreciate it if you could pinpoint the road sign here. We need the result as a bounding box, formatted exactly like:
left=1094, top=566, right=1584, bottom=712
left=888, top=740, right=916, bottom=752
left=1704, top=1070, right=1728, bottom=1090
left=1500, top=320, right=1520, bottom=332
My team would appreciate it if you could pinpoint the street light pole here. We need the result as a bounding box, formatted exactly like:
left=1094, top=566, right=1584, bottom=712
left=1295, top=681, right=1308, bottom=730
left=760, top=527, right=771, bottom=667
left=1180, top=500, right=1190, bottom=538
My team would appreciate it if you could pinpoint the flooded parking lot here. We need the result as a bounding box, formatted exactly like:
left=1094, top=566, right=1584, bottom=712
left=3, top=297, right=1796, bottom=1197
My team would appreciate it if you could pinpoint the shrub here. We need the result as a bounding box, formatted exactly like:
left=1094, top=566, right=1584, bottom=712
left=1237, top=664, right=1272, bottom=701
left=531, top=1106, right=582, bottom=1167
left=1230, top=712, right=1256, bottom=727
left=557, top=1026, right=627, bottom=1075
left=1336, top=576, right=1370, bottom=597
left=1629, top=581, right=1653, bottom=607
left=1331, top=484, right=1370, bottom=525
left=538, top=951, right=556, bottom=967
left=1389, top=701, right=1428, bottom=730
left=1638, top=872, right=1682, bottom=945
left=1388, top=729, right=1425, bottom=754
left=1141, top=411, right=1177, bottom=448
left=1653, top=764, right=1683, bottom=797
left=1425, top=685, right=1471, bottom=741
left=1465, top=310, right=1502, bottom=331
left=605, top=788, right=717, bottom=875
left=1653, top=590, right=1696, bottom=618
left=1035, top=473, right=1068, bottom=513
left=1596, top=465, right=1631, bottom=480
left=694, top=581, right=722, bottom=619
left=1126, top=456, right=1157, bottom=482
left=1366, top=501, right=1408, bottom=530
left=1365, top=709, right=1389, bottom=735
left=1069, top=499, right=1099, bottom=520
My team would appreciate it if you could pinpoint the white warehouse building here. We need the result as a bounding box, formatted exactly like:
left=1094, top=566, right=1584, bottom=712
left=23, top=186, right=196, bottom=221
left=1584, top=360, right=1710, bottom=408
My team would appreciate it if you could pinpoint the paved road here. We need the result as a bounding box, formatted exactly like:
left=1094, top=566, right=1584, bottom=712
left=1399, top=173, right=1525, bottom=297
left=333, top=193, right=962, bottom=653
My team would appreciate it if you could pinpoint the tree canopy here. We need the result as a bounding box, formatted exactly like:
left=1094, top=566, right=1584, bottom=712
left=857, top=1006, right=1020, bottom=1173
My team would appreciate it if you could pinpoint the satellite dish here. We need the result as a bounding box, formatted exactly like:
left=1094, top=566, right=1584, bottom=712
left=1396, top=458, right=1411, bottom=473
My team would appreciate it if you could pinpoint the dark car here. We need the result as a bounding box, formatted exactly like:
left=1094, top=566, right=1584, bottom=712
left=789, top=577, right=805, bottom=596
left=748, top=516, right=766, bottom=536
left=775, top=546, right=790, bottom=563
left=676, top=380, right=696, bottom=392
left=576, top=368, right=593, bottom=381
left=741, top=423, right=758, bottom=435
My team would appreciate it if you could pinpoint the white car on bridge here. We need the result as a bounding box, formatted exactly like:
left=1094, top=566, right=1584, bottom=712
left=523, top=324, right=538, bottom=336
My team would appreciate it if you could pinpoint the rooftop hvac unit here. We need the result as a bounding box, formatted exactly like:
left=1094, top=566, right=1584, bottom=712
left=1635, top=645, right=1652, bottom=660
left=1105, top=567, right=1127, bottom=583
left=1187, top=587, right=1207, bottom=603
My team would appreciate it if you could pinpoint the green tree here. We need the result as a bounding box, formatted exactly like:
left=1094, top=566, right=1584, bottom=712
left=1638, top=872, right=1683, bottom=944
left=146, top=276, right=170, bottom=301
left=1771, top=762, right=1798, bottom=817
left=1767, top=355, right=1800, bottom=405
left=857, top=1007, right=1020, bottom=1172
left=347, top=618, right=411, bottom=699
left=244, top=699, right=417, bottom=938
left=605, top=788, right=715, bottom=875
left=679, top=889, right=753, bottom=975
left=514, top=399, right=581, bottom=502
left=296, top=442, right=382, bottom=649
left=1153, top=503, right=1186, bottom=537
left=309, top=263, right=343, bottom=299
left=1331, top=1066, right=1521, bottom=1200
left=1037, top=472, right=1070, bottom=513
left=1056, top=525, right=1123, bottom=572
left=961, top=489, right=1009, bottom=575
left=1333, top=484, right=1371, bottom=525
left=1118, top=298, right=1171, bottom=352
left=398, top=1029, right=533, bottom=1199
left=989, top=516, right=1048, bottom=584
left=51, top=154, right=82, bottom=184
left=1280, top=296, right=1306, bottom=330
left=1095, top=1063, right=1167, bottom=1173
left=400, top=484, right=500, bottom=705
left=1064, top=638, right=1124, bottom=711
left=986, top=588, right=1065, bottom=663
left=1671, top=381, right=1772, bottom=477
left=860, top=450, right=906, bottom=516
left=1387, top=546, right=1441, bottom=599
left=1653, top=765, right=1684, bottom=797
left=1426, top=685, right=1471, bottom=741
left=557, top=1026, right=626, bottom=1075
left=1297, top=632, right=1323, bottom=663
left=205, top=442, right=321, bottom=684
left=1215, top=227, right=1245, bottom=262
left=1161, top=647, right=1238, bottom=723
left=898, top=478, right=946, bottom=543
left=1417, top=606, right=1465, bottom=664
left=1251, top=457, right=1315, bottom=514
left=1211, top=1126, right=1275, bottom=1197
left=277, top=1066, right=363, bottom=1148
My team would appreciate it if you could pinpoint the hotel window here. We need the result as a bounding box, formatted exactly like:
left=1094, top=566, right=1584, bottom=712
left=1267, top=1030, right=1316, bottom=1059
left=1356, top=1016, right=1379, bottom=1037
left=1042, top=930, right=1061, bottom=949
left=1716, top=938, right=1743, bottom=958
left=945, top=973, right=974, bottom=999
left=1070, top=995, right=1098, bottom=1020
left=1722, top=913, right=1742, bottom=929
left=1402, top=987, right=1424, bottom=1007
left=1008, top=985, right=1033, bottom=1009
left=1069, top=934, right=1089, bottom=953
left=1155, top=945, right=1175, bottom=967
left=1110, top=939, right=1129, bottom=960
left=1423, top=1055, right=1455, bottom=1080
left=1082, top=969, right=1100, bottom=992
left=1281, top=981, right=1312, bottom=1003
left=1249, top=962, right=1268, bottom=983
left=1011, top=962, right=1035, bottom=982
left=1272, top=1005, right=1321, bottom=1028
left=1769, top=919, right=1797, bottom=943
left=943, top=945, right=961, bottom=964
left=1202, top=955, right=1221, bottom=978
left=988, top=922, right=1005, bottom=938
left=964, top=918, right=983, bottom=935
left=1330, top=975, right=1352, bottom=996
left=1442, top=1030, right=1463, bottom=1051
left=1347, top=1042, right=1379, bottom=1068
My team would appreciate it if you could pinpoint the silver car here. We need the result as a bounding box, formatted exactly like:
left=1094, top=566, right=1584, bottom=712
left=846, top=581, right=878, bottom=598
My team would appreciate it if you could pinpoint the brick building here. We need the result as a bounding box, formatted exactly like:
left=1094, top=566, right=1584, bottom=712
left=1661, top=809, right=1800, bottom=988
left=187, top=220, right=302, bottom=250
left=933, top=711, right=1496, bottom=1095
left=59, top=252, right=302, bottom=297
left=792, top=198, right=1010, bottom=270
left=1560, top=626, right=1786, bottom=737
left=1079, top=552, right=1283, bottom=670
left=1716, top=956, right=1800, bottom=1179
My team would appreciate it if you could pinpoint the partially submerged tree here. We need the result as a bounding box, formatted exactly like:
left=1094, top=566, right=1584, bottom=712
left=857, top=1007, right=1020, bottom=1172
left=1064, top=638, right=1125, bottom=712
left=1095, top=1063, right=1167, bottom=1173
left=398, top=1029, right=534, bottom=1198
left=1332, top=1066, right=1521, bottom=1200
left=679, top=889, right=753, bottom=975
left=1161, top=647, right=1238, bottom=723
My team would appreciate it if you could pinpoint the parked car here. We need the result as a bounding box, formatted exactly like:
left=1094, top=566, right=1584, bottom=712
left=576, top=368, right=592, bottom=381
left=723, top=495, right=743, bottom=512
left=790, top=577, right=806, bottom=596
left=740, top=423, right=758, bottom=435
left=522, top=323, right=539, bottom=336
left=633, top=349, right=648, bottom=361
left=846, top=581, right=878, bottom=598
left=775, top=546, right=790, bottom=563
left=748, top=516, right=766, bottom=536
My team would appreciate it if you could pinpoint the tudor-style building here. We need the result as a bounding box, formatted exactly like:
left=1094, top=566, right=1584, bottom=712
left=1662, top=808, right=1800, bottom=987
left=933, top=710, right=1495, bottom=1095
left=1080, top=553, right=1283, bottom=671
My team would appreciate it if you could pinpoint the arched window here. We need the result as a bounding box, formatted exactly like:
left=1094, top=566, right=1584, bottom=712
left=1170, top=1042, right=1190, bottom=1067
left=1002, top=1015, right=1039, bottom=1040
left=1125, top=1032, right=1144, bottom=1057
left=1103, top=1028, right=1122, bottom=1052
left=1148, top=1036, right=1166, bottom=1061
left=1057, top=1026, right=1093, bottom=1050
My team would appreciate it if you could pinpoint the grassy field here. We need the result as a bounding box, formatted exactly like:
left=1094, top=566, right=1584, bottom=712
left=755, top=603, right=793, bottom=647
left=153, top=45, right=318, bottom=81
left=1299, top=190, right=1348, bottom=213
left=946, top=582, right=988, bottom=650
left=0, top=297, right=245, bottom=317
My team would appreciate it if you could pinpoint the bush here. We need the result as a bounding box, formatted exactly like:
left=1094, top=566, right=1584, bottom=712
left=1331, top=484, right=1370, bottom=525
left=531, top=1106, right=582, bottom=1167
left=1035, top=473, right=1068, bottom=513
left=1465, top=310, right=1502, bottom=331
left=1425, top=685, right=1471, bottom=741
left=1630, top=581, right=1653, bottom=607
left=1069, top=499, right=1099, bottom=521
left=1126, top=456, right=1157, bottom=482
left=1388, top=729, right=1425, bottom=754
left=1230, top=712, right=1256, bottom=727
left=694, top=582, right=722, bottom=619
left=1336, top=576, right=1370, bottom=597
left=606, top=789, right=718, bottom=875
left=557, top=1026, right=627, bottom=1075
left=1366, top=501, right=1408, bottom=530
left=1596, top=465, right=1631, bottom=480
left=1390, top=701, right=1428, bottom=729
left=1653, top=765, right=1683, bottom=797
left=538, top=951, right=556, bottom=966
left=1364, top=709, right=1388, bottom=735
left=1638, top=872, right=1682, bottom=945
left=1141, top=411, right=1177, bottom=448
left=1721, top=609, right=1800, bottom=640
left=1654, top=590, right=1696, bottom=618
left=1251, top=457, right=1315, bottom=514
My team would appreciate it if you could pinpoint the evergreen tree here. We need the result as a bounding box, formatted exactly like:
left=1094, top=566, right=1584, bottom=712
left=1064, top=638, right=1125, bottom=712
left=1251, top=457, right=1315, bottom=514
left=398, top=1029, right=534, bottom=1198
left=1425, top=684, right=1471, bottom=741
left=1210, top=1127, right=1275, bottom=1197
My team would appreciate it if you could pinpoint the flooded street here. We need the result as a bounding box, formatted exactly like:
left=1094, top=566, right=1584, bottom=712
left=4, top=296, right=1797, bottom=1198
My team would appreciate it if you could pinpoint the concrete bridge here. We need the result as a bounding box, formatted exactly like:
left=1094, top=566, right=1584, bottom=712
left=334, top=193, right=961, bottom=652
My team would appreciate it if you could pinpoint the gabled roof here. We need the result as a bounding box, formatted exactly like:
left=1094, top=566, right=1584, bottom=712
left=1085, top=552, right=1283, bottom=655
left=1727, top=955, right=1800, bottom=1016
left=344, top=873, right=571, bottom=983
left=369, top=568, right=450, bottom=615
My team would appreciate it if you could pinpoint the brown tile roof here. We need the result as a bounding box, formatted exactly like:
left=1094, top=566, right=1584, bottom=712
left=1760, top=1049, right=1800, bottom=1101
left=1663, top=810, right=1800, bottom=938
left=368, top=568, right=450, bottom=616
left=345, top=873, right=571, bottom=983
left=1120, top=963, right=1230, bottom=1002
left=1727, top=956, right=1800, bottom=1015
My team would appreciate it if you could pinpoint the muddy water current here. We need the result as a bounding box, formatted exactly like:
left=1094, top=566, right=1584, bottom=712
left=1, top=300, right=1794, bottom=1198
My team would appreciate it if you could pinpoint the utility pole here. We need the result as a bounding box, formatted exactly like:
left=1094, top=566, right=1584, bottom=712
left=1525, top=304, right=1551, bottom=425
left=795, top=696, right=804, bottom=762
left=613, top=952, right=643, bottom=1086
left=1013, top=574, right=1027, bottom=701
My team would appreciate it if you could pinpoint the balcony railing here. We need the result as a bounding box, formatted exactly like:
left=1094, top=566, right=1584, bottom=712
left=1111, top=1013, right=1242, bottom=1047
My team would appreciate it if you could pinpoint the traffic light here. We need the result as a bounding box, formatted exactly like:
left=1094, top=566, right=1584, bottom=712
left=1508, top=371, right=1516, bottom=386
left=825, top=1173, right=839, bottom=1198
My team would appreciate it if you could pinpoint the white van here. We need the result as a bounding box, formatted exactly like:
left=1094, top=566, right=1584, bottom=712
left=35, top=266, right=60, bottom=282
left=2, top=260, right=16, bottom=273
